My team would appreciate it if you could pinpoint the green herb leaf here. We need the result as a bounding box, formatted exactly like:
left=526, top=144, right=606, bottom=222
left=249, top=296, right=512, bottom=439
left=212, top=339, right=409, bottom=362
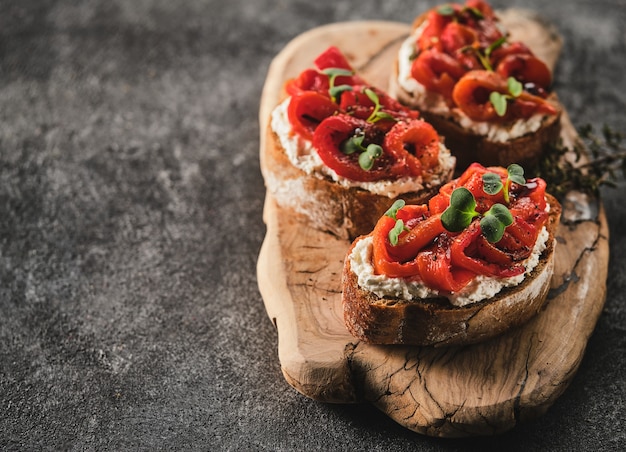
left=441, top=187, right=479, bottom=232
left=480, top=204, right=513, bottom=243
left=322, top=68, right=355, bottom=102
left=490, top=91, right=508, bottom=117
left=487, top=203, right=513, bottom=226
left=482, top=172, right=504, bottom=195
left=385, top=199, right=406, bottom=219
left=374, top=111, right=395, bottom=122
left=485, top=36, right=507, bottom=58
left=388, top=219, right=405, bottom=246
left=364, top=87, right=379, bottom=105
left=480, top=215, right=505, bottom=243
left=437, top=4, right=455, bottom=16
left=507, top=163, right=526, bottom=185
left=507, top=77, right=523, bottom=97
left=465, top=6, right=484, bottom=19
left=340, top=133, right=364, bottom=155
left=321, top=68, right=354, bottom=78
left=329, top=84, right=353, bottom=100
left=358, top=144, right=383, bottom=170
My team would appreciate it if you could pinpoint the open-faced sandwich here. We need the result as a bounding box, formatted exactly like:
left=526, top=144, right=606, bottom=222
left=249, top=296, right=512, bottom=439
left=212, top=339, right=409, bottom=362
left=342, top=162, right=561, bottom=346
left=390, top=0, right=561, bottom=170
left=264, top=46, right=456, bottom=239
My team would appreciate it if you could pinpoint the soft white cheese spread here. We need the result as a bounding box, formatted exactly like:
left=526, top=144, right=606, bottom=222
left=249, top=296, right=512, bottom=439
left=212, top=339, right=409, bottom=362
left=396, top=26, right=545, bottom=143
left=270, top=98, right=455, bottom=198
left=349, top=220, right=550, bottom=307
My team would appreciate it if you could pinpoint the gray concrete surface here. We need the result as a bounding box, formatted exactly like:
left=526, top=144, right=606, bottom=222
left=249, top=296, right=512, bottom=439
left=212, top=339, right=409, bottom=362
left=1, top=0, right=624, bottom=450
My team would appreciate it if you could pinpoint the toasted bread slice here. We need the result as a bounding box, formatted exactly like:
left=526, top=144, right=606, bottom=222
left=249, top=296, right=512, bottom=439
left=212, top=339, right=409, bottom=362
left=263, top=123, right=454, bottom=240
left=341, top=193, right=561, bottom=347
left=389, top=7, right=562, bottom=171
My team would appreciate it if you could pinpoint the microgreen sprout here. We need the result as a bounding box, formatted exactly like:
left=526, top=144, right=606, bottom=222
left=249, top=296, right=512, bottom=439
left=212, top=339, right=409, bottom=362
left=437, top=4, right=456, bottom=16
left=482, top=163, right=526, bottom=203
left=436, top=4, right=483, bottom=19
left=340, top=130, right=384, bottom=171
left=441, top=187, right=514, bottom=243
left=384, top=199, right=409, bottom=246
left=480, top=203, right=513, bottom=243
left=489, top=77, right=523, bottom=117
left=461, top=35, right=506, bottom=72
left=385, top=199, right=406, bottom=219
left=441, top=187, right=480, bottom=232
left=364, top=88, right=395, bottom=123
left=322, top=68, right=354, bottom=102
left=358, top=144, right=383, bottom=171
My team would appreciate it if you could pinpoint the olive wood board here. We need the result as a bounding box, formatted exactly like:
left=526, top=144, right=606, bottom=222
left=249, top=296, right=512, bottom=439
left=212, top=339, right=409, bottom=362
left=256, top=15, right=609, bottom=437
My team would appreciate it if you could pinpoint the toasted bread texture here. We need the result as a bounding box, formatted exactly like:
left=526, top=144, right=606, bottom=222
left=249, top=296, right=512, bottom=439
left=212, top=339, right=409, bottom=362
left=262, top=122, right=454, bottom=240
left=341, top=193, right=561, bottom=347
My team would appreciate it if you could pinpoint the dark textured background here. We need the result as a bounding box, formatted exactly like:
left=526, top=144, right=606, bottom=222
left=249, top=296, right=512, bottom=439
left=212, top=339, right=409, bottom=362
left=1, top=0, right=624, bottom=450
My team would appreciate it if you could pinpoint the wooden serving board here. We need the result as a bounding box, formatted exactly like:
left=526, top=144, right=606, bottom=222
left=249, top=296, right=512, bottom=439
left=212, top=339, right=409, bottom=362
left=257, top=16, right=609, bottom=437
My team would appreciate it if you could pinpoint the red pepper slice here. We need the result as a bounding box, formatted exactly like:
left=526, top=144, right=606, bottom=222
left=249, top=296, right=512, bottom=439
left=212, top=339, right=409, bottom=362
left=416, top=241, right=476, bottom=293
left=372, top=215, right=422, bottom=278
left=490, top=42, right=532, bottom=67
left=411, top=48, right=466, bottom=100
left=451, top=70, right=505, bottom=121
left=452, top=70, right=557, bottom=121
left=285, top=68, right=330, bottom=97
left=496, top=53, right=552, bottom=92
left=287, top=91, right=339, bottom=140
left=314, top=45, right=353, bottom=71
left=313, top=114, right=403, bottom=182
left=392, top=214, right=446, bottom=263
left=450, top=221, right=525, bottom=278
left=417, top=10, right=451, bottom=51
left=441, top=22, right=479, bottom=54
left=466, top=0, right=496, bottom=19
left=383, top=119, right=440, bottom=177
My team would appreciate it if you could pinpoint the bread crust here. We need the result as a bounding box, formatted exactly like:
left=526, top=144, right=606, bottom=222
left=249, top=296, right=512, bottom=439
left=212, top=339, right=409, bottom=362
left=341, top=193, right=561, bottom=347
left=262, top=122, right=453, bottom=240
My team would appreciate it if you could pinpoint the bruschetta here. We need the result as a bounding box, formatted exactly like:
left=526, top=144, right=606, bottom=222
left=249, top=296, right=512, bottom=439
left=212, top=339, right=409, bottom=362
left=390, top=0, right=561, bottom=171
left=263, top=46, right=456, bottom=239
left=342, top=162, right=561, bottom=346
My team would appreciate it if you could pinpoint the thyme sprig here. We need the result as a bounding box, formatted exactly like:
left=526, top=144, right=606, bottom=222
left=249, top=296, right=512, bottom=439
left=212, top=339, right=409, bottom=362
left=535, top=124, right=626, bottom=198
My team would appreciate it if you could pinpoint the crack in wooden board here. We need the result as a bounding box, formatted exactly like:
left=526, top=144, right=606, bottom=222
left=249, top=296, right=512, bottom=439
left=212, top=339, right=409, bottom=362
left=256, top=17, right=609, bottom=437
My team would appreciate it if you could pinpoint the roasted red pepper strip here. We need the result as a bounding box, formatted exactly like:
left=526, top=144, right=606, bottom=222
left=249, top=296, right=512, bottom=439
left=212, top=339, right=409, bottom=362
left=450, top=221, right=525, bottom=278
left=314, top=46, right=353, bottom=71
left=383, top=119, right=440, bottom=177
left=440, top=22, right=479, bottom=54
left=452, top=70, right=557, bottom=121
left=416, top=241, right=476, bottom=293
left=287, top=91, right=339, bottom=140
left=391, top=211, right=445, bottom=263
left=495, top=54, right=552, bottom=91
left=285, top=69, right=330, bottom=97
left=372, top=215, right=422, bottom=278
left=313, top=114, right=401, bottom=182
left=411, top=48, right=466, bottom=99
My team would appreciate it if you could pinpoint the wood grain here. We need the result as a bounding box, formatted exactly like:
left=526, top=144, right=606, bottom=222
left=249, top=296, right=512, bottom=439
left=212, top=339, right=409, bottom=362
left=257, top=15, right=609, bottom=437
